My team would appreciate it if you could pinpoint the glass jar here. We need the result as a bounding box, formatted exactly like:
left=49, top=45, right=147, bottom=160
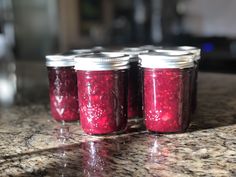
left=74, top=53, right=129, bottom=135
left=139, top=52, right=195, bottom=133
left=177, top=46, right=201, bottom=113
left=46, top=54, right=79, bottom=122
left=152, top=47, right=201, bottom=114
left=121, top=47, right=148, bottom=119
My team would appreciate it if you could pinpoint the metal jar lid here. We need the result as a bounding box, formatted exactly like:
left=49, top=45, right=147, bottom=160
left=122, top=47, right=149, bottom=56
left=151, top=48, right=191, bottom=56
left=120, top=47, right=149, bottom=62
left=139, top=45, right=162, bottom=51
left=46, top=54, right=76, bottom=67
left=152, top=46, right=201, bottom=61
left=100, top=48, right=147, bottom=62
left=139, top=51, right=195, bottom=69
left=92, top=46, right=105, bottom=52
left=72, top=49, right=94, bottom=54
left=72, top=47, right=105, bottom=54
left=177, top=46, right=201, bottom=60
left=74, top=53, right=130, bottom=71
left=99, top=48, right=121, bottom=55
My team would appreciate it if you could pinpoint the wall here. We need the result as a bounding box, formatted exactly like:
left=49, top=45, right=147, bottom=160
left=182, top=0, right=236, bottom=38
left=12, top=0, right=59, bottom=59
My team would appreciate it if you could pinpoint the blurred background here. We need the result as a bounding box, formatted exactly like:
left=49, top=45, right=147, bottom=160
left=1, top=0, right=236, bottom=106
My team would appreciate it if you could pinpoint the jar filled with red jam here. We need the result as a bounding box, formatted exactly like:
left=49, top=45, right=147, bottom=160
left=177, top=46, right=201, bottom=113
left=121, top=47, right=148, bottom=119
left=46, top=54, right=79, bottom=122
left=139, top=52, right=195, bottom=133
left=152, top=47, right=201, bottom=114
left=74, top=53, right=129, bottom=135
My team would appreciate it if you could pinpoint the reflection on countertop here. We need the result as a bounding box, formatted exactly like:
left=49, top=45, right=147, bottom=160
left=0, top=72, right=236, bottom=177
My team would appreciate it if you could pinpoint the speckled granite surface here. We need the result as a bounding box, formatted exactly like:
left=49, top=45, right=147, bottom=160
left=0, top=72, right=235, bottom=177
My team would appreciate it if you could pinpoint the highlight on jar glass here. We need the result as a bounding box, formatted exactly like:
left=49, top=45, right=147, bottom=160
left=46, top=54, right=79, bottom=122
left=121, top=47, right=149, bottom=119
left=139, top=51, right=195, bottom=133
left=74, top=53, right=129, bottom=135
left=177, top=46, right=201, bottom=113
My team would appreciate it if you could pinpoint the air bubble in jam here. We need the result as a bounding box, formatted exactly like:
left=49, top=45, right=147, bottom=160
left=77, top=70, right=128, bottom=135
left=143, top=68, right=192, bottom=133
left=48, top=67, right=79, bottom=122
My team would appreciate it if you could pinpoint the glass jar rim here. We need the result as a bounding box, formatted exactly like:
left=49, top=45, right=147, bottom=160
left=139, top=51, right=195, bottom=69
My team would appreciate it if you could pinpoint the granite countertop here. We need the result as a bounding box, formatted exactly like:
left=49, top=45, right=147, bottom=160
left=0, top=72, right=236, bottom=177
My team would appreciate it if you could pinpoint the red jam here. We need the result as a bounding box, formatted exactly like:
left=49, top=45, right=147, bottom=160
left=47, top=67, right=79, bottom=122
left=77, top=70, right=128, bottom=135
left=128, top=61, right=143, bottom=118
left=143, top=68, right=192, bottom=133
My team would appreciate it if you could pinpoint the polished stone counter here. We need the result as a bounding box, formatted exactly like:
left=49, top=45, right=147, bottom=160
left=0, top=72, right=235, bottom=177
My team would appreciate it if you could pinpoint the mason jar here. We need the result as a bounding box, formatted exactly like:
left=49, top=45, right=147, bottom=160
left=121, top=47, right=149, bottom=119
left=177, top=46, right=201, bottom=113
left=74, top=53, right=129, bottom=135
left=46, top=54, right=79, bottom=122
left=139, top=51, right=195, bottom=133
left=152, top=47, right=201, bottom=113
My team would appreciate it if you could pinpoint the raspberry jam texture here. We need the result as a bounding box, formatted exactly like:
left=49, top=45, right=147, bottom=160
left=77, top=70, right=128, bottom=135
left=143, top=68, right=192, bottom=133
left=128, top=61, right=143, bottom=118
left=47, top=67, right=79, bottom=122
